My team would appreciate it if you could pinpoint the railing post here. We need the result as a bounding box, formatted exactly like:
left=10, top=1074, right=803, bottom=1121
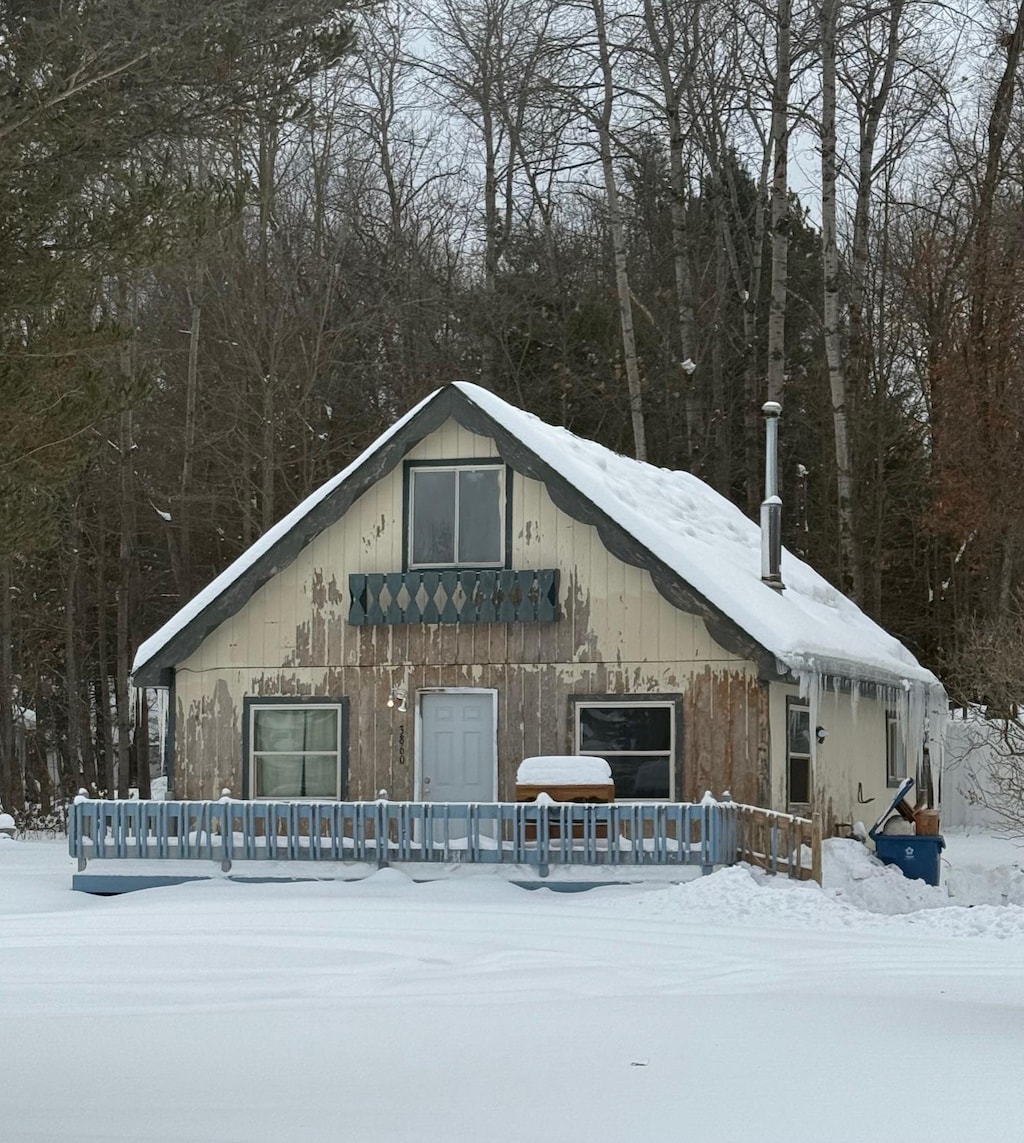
left=70, top=791, right=87, bottom=871
left=376, top=799, right=388, bottom=870
left=700, top=793, right=716, bottom=875
left=218, top=790, right=233, bottom=872
left=811, top=812, right=823, bottom=885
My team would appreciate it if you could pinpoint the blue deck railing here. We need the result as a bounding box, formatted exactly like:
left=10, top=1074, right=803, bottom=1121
left=68, top=798, right=822, bottom=883
left=69, top=798, right=735, bottom=875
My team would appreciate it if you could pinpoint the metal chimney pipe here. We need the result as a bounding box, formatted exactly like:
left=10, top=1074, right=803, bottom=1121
left=760, top=401, right=784, bottom=589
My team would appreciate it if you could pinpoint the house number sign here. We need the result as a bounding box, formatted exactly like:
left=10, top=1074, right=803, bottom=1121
left=398, top=723, right=406, bottom=766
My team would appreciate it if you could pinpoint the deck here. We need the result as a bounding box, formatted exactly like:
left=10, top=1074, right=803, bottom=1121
left=68, top=796, right=821, bottom=892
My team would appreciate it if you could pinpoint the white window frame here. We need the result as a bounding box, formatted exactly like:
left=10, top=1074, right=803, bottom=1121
left=248, top=702, right=344, bottom=801
left=886, top=712, right=906, bottom=788
left=573, top=699, right=675, bottom=801
left=786, top=698, right=812, bottom=807
left=407, top=463, right=506, bottom=569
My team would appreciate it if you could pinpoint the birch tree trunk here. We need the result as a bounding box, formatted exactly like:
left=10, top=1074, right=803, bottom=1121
left=115, top=404, right=135, bottom=799
left=592, top=0, right=646, bottom=461
left=820, top=0, right=858, bottom=597
left=766, top=0, right=791, bottom=407
left=178, top=259, right=202, bottom=593
left=63, top=496, right=83, bottom=794
left=95, top=500, right=115, bottom=797
left=641, top=0, right=700, bottom=462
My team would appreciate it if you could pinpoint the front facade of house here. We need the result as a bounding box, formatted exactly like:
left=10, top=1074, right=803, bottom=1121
left=135, top=384, right=942, bottom=830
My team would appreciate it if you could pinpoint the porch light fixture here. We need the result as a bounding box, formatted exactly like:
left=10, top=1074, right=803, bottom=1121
left=816, top=725, right=828, bottom=744
left=387, top=687, right=408, bottom=713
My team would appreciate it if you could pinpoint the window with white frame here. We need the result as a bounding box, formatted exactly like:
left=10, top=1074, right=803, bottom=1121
left=408, top=463, right=505, bottom=568
left=248, top=703, right=344, bottom=799
left=886, top=713, right=906, bottom=787
left=574, top=700, right=674, bottom=799
left=787, top=699, right=811, bottom=805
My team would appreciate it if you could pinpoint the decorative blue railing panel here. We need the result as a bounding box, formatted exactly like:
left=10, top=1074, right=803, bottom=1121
left=348, top=569, right=559, bottom=625
left=69, top=798, right=735, bottom=874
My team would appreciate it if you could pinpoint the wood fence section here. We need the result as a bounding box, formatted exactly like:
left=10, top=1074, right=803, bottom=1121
left=731, top=804, right=822, bottom=883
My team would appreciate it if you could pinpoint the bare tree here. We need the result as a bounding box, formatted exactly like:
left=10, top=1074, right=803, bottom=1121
left=766, top=0, right=792, bottom=407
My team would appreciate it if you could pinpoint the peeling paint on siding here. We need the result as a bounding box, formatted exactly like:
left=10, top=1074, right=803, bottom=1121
left=172, top=417, right=771, bottom=807
left=684, top=667, right=768, bottom=805
left=179, top=678, right=240, bottom=799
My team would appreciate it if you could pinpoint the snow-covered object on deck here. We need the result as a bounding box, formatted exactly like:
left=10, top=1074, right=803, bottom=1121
left=516, top=756, right=613, bottom=786
left=0, top=812, right=16, bottom=837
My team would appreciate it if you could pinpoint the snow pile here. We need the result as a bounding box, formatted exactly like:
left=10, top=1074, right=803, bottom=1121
left=577, top=837, right=1024, bottom=941
left=516, top=756, right=612, bottom=785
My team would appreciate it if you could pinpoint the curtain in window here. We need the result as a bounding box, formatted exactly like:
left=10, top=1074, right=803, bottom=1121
left=251, top=707, right=340, bottom=798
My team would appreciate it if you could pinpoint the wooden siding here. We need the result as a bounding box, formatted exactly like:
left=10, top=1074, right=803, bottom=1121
left=174, top=418, right=764, bottom=801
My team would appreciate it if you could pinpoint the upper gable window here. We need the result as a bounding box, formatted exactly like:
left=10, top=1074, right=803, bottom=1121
left=408, top=464, right=505, bottom=568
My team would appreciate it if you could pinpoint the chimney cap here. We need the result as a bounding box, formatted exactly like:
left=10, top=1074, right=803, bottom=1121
left=762, top=401, right=782, bottom=417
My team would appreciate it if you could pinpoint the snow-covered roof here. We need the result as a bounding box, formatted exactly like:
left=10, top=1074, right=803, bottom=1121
left=134, top=382, right=940, bottom=692
left=460, top=384, right=938, bottom=688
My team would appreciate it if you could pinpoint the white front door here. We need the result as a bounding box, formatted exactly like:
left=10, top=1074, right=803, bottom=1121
left=420, top=692, right=497, bottom=802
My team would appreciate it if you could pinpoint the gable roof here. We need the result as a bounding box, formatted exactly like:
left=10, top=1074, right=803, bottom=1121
left=133, top=382, right=941, bottom=695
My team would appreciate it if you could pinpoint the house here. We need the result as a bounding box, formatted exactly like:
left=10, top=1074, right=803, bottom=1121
left=132, top=382, right=947, bottom=831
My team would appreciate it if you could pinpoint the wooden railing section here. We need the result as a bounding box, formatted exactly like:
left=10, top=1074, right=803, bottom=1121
left=730, top=804, right=822, bottom=883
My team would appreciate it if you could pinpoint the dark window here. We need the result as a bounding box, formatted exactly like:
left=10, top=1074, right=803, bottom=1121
left=576, top=702, right=673, bottom=799
left=787, top=700, right=811, bottom=805
left=249, top=705, right=342, bottom=798
left=886, top=713, right=906, bottom=787
left=409, top=465, right=503, bottom=567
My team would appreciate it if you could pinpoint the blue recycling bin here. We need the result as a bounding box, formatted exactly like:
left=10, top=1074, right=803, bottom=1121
left=869, top=776, right=945, bottom=886
left=871, top=832, right=945, bottom=886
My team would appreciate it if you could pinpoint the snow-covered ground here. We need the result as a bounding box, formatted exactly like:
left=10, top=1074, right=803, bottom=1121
left=1, top=832, right=1022, bottom=1142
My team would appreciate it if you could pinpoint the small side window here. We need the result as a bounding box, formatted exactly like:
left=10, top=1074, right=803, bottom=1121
left=886, top=713, right=906, bottom=787
left=787, top=699, right=811, bottom=806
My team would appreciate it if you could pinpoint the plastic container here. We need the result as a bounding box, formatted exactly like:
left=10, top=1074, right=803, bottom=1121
left=872, top=832, right=945, bottom=886
left=869, top=776, right=945, bottom=886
